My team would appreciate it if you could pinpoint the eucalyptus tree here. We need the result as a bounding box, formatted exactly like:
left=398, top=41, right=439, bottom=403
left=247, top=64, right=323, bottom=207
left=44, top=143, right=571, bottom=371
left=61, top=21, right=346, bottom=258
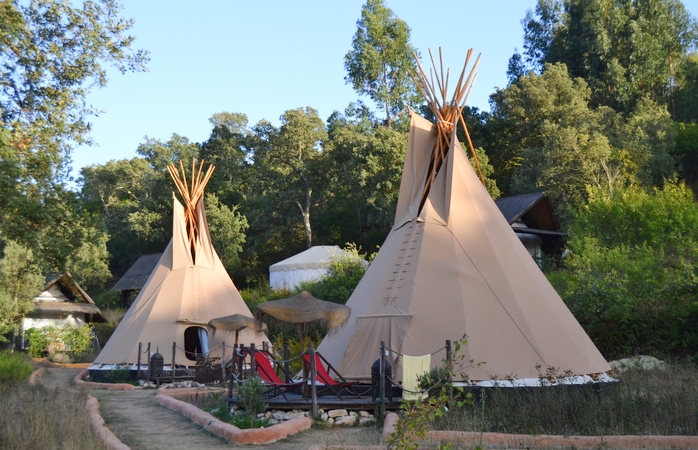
left=345, top=0, right=420, bottom=126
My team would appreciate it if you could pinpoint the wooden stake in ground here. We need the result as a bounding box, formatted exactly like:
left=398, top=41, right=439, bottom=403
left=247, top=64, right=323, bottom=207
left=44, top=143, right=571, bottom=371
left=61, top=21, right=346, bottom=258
left=167, top=159, right=215, bottom=261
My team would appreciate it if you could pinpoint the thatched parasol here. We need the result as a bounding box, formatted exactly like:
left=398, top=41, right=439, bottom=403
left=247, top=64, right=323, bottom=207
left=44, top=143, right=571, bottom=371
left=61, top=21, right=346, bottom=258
left=207, top=314, right=268, bottom=347
left=253, top=291, right=351, bottom=350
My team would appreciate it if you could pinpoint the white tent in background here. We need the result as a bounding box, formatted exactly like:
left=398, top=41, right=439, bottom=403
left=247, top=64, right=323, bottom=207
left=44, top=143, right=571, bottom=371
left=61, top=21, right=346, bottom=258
left=269, top=245, right=366, bottom=291
left=92, top=162, right=268, bottom=372
left=317, top=50, right=611, bottom=383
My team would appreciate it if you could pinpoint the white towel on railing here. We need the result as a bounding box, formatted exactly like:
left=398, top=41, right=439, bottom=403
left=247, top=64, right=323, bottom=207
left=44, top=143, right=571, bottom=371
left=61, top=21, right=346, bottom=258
left=402, top=354, right=431, bottom=401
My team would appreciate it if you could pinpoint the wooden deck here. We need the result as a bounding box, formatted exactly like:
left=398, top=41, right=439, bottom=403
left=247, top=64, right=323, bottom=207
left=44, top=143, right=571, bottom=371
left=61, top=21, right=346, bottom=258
left=227, top=385, right=403, bottom=411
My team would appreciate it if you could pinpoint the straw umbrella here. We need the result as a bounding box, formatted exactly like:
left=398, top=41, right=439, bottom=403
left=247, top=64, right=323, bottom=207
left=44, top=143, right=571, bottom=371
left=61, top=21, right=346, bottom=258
left=207, top=314, right=268, bottom=347
left=253, top=291, right=351, bottom=351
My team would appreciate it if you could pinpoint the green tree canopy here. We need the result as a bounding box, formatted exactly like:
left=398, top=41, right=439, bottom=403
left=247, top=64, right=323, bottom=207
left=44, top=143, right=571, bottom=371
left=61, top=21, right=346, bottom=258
left=519, top=0, right=698, bottom=114
left=0, top=241, right=43, bottom=343
left=549, top=181, right=698, bottom=358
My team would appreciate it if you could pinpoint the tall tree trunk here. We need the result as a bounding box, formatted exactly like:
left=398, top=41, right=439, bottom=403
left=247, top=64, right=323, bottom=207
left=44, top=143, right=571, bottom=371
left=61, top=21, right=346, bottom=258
left=297, top=188, right=312, bottom=248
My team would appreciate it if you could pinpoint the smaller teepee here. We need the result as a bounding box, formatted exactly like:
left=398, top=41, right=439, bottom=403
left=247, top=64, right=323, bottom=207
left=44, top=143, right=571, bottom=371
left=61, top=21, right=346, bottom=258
left=93, top=160, right=267, bottom=368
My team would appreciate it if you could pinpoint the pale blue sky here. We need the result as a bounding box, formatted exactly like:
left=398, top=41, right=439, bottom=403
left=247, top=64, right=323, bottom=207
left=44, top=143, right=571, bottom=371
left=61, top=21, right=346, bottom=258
left=71, top=0, right=698, bottom=179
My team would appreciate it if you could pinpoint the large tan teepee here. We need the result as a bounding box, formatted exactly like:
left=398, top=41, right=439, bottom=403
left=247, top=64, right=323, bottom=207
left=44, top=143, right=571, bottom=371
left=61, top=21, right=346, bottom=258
left=94, top=161, right=267, bottom=366
left=317, top=50, right=610, bottom=382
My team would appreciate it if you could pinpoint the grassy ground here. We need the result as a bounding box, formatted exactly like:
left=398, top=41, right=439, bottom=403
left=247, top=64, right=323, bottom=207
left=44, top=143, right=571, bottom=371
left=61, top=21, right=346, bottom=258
left=0, top=381, right=107, bottom=449
left=433, top=363, right=698, bottom=436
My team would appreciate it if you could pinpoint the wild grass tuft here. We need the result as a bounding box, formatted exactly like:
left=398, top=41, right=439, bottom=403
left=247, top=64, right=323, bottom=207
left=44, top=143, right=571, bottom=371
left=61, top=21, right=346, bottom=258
left=434, top=363, right=698, bottom=436
left=0, top=351, right=34, bottom=384
left=0, top=383, right=107, bottom=449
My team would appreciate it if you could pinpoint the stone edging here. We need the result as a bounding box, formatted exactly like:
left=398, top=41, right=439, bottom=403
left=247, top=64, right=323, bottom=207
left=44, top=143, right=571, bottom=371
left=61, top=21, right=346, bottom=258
left=376, top=411, right=698, bottom=450
left=153, top=388, right=312, bottom=445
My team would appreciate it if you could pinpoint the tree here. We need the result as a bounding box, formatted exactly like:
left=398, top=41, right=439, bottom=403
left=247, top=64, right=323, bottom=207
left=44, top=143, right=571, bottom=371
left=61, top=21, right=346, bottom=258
left=0, top=0, right=146, bottom=294
left=204, top=193, right=249, bottom=274
left=518, top=0, right=698, bottom=113
left=199, top=112, right=252, bottom=206
left=252, top=108, right=328, bottom=249
left=0, top=241, right=43, bottom=343
left=0, top=0, right=148, bottom=196
left=322, top=103, right=406, bottom=246
left=488, top=63, right=677, bottom=215
left=345, top=0, right=420, bottom=126
left=549, top=181, right=698, bottom=358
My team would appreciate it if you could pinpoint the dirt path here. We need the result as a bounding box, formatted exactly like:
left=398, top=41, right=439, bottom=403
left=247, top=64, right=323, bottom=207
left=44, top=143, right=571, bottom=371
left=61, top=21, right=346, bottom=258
left=38, top=367, right=383, bottom=450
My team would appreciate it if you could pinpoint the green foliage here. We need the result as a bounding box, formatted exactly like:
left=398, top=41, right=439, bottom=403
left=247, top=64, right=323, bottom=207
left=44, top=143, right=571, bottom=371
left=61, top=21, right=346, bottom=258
left=0, top=241, right=43, bottom=343
left=204, top=193, right=249, bottom=274
left=519, top=0, right=698, bottom=113
left=345, top=0, right=420, bottom=126
left=0, top=351, right=34, bottom=384
left=300, top=244, right=372, bottom=304
left=237, top=375, right=268, bottom=419
left=26, top=324, right=95, bottom=361
left=549, top=181, right=698, bottom=359
left=271, top=332, right=323, bottom=374
left=489, top=63, right=677, bottom=214
left=101, top=364, right=137, bottom=385
left=24, top=328, right=48, bottom=358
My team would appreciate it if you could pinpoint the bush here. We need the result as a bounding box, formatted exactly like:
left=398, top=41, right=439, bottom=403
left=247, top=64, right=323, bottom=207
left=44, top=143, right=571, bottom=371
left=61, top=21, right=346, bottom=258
left=237, top=375, right=268, bottom=418
left=25, top=324, right=96, bottom=362
left=0, top=351, right=34, bottom=383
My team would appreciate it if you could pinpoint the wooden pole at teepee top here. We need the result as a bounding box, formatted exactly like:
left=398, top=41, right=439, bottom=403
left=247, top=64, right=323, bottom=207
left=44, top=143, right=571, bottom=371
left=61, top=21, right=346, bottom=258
left=167, top=159, right=215, bottom=261
left=409, top=48, right=486, bottom=211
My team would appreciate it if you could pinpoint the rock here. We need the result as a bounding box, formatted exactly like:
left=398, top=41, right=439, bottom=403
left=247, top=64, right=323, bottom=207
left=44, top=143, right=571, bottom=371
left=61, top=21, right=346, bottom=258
left=359, top=410, right=371, bottom=418
left=609, top=355, right=665, bottom=373
left=327, top=409, right=348, bottom=418
left=360, top=417, right=377, bottom=426
left=272, top=411, right=286, bottom=421
left=267, top=419, right=280, bottom=425
left=257, top=413, right=265, bottom=418
left=326, top=418, right=334, bottom=425
left=264, top=411, right=272, bottom=419
left=284, top=411, right=306, bottom=420
left=334, top=415, right=356, bottom=426
left=320, top=412, right=328, bottom=421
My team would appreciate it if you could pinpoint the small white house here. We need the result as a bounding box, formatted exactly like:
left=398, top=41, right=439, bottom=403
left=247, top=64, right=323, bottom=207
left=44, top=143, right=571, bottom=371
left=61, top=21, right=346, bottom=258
left=269, top=245, right=367, bottom=291
left=22, top=273, right=105, bottom=335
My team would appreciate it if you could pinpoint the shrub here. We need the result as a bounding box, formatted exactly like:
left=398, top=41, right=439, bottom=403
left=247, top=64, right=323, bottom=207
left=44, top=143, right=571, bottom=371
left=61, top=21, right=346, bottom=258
left=24, top=328, right=48, bottom=358
left=237, top=375, right=268, bottom=418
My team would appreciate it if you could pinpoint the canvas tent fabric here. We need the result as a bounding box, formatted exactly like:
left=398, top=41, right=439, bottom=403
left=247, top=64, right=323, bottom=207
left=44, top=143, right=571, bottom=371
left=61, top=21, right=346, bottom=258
left=269, top=245, right=365, bottom=290
left=94, top=195, right=267, bottom=366
left=316, top=113, right=610, bottom=382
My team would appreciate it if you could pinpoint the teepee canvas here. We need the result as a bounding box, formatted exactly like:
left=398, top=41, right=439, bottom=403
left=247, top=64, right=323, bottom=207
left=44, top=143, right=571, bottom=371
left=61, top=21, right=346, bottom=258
left=317, top=50, right=610, bottom=382
left=93, top=161, right=267, bottom=367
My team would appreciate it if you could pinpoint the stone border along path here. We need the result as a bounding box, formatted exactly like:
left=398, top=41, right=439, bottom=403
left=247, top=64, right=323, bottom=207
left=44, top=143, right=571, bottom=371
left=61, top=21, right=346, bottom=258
left=31, top=364, right=698, bottom=450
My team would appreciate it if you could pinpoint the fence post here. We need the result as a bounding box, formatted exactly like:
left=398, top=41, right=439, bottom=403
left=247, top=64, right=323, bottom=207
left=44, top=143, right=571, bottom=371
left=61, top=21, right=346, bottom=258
left=250, top=343, right=256, bottom=375
left=380, top=341, right=386, bottom=418
left=283, top=343, right=290, bottom=383
left=172, top=342, right=176, bottom=382
left=221, top=342, right=226, bottom=382
left=137, top=342, right=142, bottom=381
left=147, top=343, right=151, bottom=381
left=309, top=343, right=318, bottom=417
left=446, top=340, right=453, bottom=406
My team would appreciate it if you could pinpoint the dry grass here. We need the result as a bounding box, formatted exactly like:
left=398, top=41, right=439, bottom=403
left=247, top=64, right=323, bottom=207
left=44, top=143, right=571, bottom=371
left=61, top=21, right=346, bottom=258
left=434, top=363, right=698, bottom=436
left=0, top=382, right=107, bottom=450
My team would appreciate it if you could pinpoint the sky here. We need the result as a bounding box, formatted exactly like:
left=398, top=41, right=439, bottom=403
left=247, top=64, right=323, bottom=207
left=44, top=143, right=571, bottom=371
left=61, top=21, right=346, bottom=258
left=70, top=0, right=698, bottom=180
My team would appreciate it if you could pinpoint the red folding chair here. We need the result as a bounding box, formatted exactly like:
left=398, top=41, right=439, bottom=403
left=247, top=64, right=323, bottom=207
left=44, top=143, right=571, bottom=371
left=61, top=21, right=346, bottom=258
left=302, top=353, right=362, bottom=399
left=253, top=351, right=305, bottom=400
